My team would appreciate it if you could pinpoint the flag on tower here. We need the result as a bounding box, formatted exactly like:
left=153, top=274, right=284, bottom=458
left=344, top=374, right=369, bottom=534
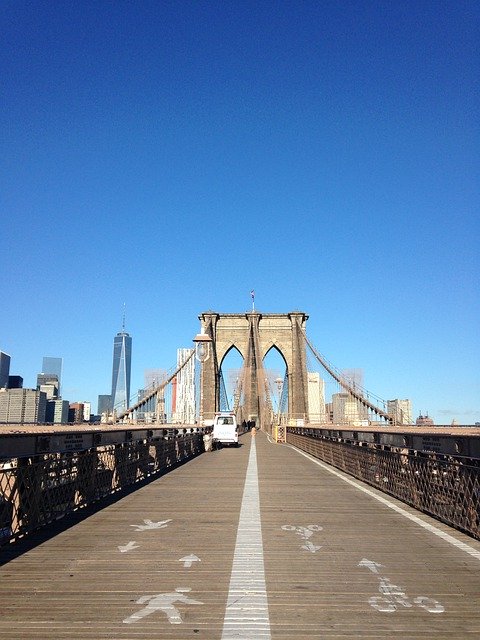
left=250, top=290, right=255, bottom=300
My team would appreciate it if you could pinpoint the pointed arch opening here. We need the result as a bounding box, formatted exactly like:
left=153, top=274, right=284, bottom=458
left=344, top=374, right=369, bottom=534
left=219, top=345, right=244, bottom=412
left=263, top=345, right=288, bottom=418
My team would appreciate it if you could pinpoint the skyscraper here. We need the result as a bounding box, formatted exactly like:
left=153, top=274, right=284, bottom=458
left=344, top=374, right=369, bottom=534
left=0, top=352, right=11, bottom=388
left=42, top=357, right=63, bottom=395
left=110, top=317, right=132, bottom=414
left=97, top=394, right=112, bottom=416
left=173, top=348, right=196, bottom=424
left=307, top=372, right=326, bottom=424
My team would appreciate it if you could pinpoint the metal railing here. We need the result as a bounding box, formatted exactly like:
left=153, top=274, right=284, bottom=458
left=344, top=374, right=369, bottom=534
left=0, top=427, right=205, bottom=546
left=287, top=430, right=480, bottom=540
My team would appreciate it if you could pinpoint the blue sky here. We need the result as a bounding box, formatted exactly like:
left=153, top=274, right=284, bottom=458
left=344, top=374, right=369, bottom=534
left=1, top=1, right=478, bottom=423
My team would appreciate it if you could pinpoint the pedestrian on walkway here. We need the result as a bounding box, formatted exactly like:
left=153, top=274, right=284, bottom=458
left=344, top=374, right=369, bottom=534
left=203, top=429, right=213, bottom=452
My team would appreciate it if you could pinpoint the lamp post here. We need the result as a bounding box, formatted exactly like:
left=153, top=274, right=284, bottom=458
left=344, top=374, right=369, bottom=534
left=275, top=376, right=284, bottom=424
left=193, top=329, right=212, bottom=426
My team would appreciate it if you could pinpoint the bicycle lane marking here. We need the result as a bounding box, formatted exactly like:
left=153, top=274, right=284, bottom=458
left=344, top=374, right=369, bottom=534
left=221, top=436, right=271, bottom=639
left=290, top=446, right=480, bottom=561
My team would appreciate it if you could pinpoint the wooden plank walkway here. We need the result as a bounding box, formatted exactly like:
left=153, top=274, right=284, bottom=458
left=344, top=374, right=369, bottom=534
left=0, top=431, right=479, bottom=639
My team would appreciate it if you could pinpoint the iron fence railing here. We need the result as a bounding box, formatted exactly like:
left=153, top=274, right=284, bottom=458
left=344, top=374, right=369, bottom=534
left=0, top=431, right=204, bottom=546
left=287, top=431, right=480, bottom=541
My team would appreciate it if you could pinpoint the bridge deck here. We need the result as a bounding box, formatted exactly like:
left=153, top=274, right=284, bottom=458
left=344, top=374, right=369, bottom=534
left=1, top=432, right=479, bottom=639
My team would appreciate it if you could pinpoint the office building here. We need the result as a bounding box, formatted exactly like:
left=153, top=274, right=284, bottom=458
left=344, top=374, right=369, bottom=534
left=69, top=402, right=85, bottom=423
left=37, top=373, right=59, bottom=399
left=332, top=392, right=363, bottom=424
left=0, top=352, right=11, bottom=389
left=307, top=372, right=326, bottom=424
left=42, top=357, right=63, bottom=394
left=387, top=399, right=413, bottom=425
left=46, top=399, right=69, bottom=424
left=83, top=402, right=91, bottom=422
left=172, top=349, right=196, bottom=424
left=8, top=376, right=23, bottom=389
left=0, top=388, right=46, bottom=424
left=111, top=324, right=132, bottom=414
left=97, top=394, right=112, bottom=415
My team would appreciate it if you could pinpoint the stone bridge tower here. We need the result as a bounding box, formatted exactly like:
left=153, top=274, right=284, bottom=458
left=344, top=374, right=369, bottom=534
left=198, top=311, right=309, bottom=425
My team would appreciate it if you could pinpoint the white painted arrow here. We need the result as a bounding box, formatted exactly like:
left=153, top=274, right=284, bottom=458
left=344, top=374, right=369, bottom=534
left=130, top=518, right=172, bottom=532
left=179, top=554, right=201, bottom=568
left=118, top=541, right=140, bottom=553
left=358, top=558, right=384, bottom=573
left=301, top=541, right=322, bottom=553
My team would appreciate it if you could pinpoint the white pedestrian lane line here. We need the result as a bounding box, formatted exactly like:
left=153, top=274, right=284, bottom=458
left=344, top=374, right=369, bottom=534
left=221, top=437, right=271, bottom=639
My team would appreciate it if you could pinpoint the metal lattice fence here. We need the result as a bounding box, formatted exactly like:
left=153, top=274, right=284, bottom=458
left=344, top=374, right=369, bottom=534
left=287, top=431, right=480, bottom=540
left=0, top=432, right=204, bottom=546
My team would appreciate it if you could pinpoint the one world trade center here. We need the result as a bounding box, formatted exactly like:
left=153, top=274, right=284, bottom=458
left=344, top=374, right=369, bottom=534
left=111, top=317, right=132, bottom=414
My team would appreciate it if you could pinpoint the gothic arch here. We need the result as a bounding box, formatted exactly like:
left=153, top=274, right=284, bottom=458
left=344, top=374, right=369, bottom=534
left=197, top=311, right=309, bottom=425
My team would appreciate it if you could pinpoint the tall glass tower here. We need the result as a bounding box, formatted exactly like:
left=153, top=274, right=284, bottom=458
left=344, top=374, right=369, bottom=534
left=110, top=317, right=132, bottom=414
left=42, top=357, right=63, bottom=394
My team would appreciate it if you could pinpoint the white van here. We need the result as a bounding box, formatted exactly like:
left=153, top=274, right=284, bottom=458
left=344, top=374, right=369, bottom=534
left=212, top=412, right=239, bottom=447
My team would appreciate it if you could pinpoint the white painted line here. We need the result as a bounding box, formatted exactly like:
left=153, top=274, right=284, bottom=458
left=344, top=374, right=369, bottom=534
left=221, top=437, right=271, bottom=639
left=290, top=446, right=480, bottom=561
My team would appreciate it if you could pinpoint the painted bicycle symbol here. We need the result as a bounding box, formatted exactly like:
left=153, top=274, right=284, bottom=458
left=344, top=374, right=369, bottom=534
left=359, top=559, right=444, bottom=614
left=281, top=525, right=323, bottom=553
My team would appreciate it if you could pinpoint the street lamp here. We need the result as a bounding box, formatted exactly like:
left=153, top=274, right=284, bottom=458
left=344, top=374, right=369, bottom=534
left=275, top=376, right=284, bottom=423
left=193, top=329, right=212, bottom=427
left=193, top=330, right=212, bottom=363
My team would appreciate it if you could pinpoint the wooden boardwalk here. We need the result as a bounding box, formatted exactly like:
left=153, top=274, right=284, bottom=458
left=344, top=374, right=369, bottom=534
left=0, top=431, right=479, bottom=639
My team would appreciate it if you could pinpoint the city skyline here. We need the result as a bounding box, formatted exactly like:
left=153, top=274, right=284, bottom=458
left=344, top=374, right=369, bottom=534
left=0, top=327, right=473, bottom=425
left=1, top=2, right=478, bottom=424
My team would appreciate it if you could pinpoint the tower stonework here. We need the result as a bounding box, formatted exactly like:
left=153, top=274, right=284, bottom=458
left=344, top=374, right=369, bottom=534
left=198, top=311, right=309, bottom=425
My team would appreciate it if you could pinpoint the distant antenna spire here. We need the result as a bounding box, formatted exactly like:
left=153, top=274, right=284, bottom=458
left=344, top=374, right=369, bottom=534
left=122, top=303, right=126, bottom=332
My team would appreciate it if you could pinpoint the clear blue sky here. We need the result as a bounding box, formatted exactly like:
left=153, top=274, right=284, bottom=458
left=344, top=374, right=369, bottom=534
left=1, top=1, right=478, bottom=423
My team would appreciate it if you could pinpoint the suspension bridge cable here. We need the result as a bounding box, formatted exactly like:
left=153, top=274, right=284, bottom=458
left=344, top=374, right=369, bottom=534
left=116, top=348, right=196, bottom=421
left=298, top=322, right=393, bottom=423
